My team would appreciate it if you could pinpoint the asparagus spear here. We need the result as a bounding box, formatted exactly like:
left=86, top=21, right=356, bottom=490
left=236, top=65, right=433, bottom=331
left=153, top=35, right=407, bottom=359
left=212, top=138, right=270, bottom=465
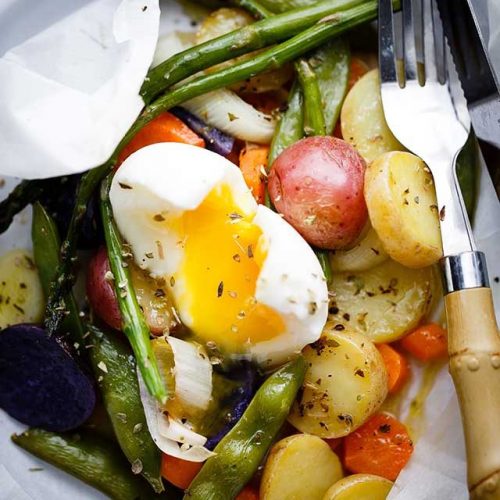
left=99, top=175, right=167, bottom=405
left=141, top=0, right=366, bottom=103
left=44, top=0, right=381, bottom=363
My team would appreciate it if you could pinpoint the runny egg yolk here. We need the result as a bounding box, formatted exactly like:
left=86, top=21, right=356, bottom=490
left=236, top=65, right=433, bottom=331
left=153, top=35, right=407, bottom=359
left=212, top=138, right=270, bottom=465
left=176, top=184, right=285, bottom=353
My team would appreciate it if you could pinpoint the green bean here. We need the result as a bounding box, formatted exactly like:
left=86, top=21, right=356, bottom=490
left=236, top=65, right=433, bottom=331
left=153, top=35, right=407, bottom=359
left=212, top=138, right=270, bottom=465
left=11, top=429, right=167, bottom=500
left=100, top=175, right=167, bottom=405
left=229, top=0, right=273, bottom=18
left=87, top=324, right=164, bottom=493
left=142, top=0, right=367, bottom=103
left=456, top=131, right=478, bottom=221
left=185, top=356, right=306, bottom=500
left=258, top=0, right=320, bottom=13
left=296, top=59, right=326, bottom=136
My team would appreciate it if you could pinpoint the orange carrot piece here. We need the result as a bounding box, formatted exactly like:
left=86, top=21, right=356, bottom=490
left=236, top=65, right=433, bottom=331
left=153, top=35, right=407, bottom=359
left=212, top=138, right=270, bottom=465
left=118, top=111, right=205, bottom=164
left=347, top=57, right=369, bottom=90
left=239, top=144, right=269, bottom=204
left=378, top=344, right=410, bottom=394
left=236, top=485, right=260, bottom=500
left=344, top=413, right=413, bottom=481
left=400, top=323, right=448, bottom=362
left=324, top=438, right=342, bottom=452
left=161, top=454, right=204, bottom=490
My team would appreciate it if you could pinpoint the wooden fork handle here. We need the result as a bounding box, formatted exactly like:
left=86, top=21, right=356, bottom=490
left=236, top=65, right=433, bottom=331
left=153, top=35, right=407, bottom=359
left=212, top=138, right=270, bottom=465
left=446, top=286, right=500, bottom=499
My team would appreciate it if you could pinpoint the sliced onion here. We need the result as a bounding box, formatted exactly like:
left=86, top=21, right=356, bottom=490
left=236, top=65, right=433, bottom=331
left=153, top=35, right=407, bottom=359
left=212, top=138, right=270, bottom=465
left=152, top=31, right=195, bottom=69
left=168, top=336, right=212, bottom=412
left=183, top=88, right=276, bottom=144
left=138, top=370, right=214, bottom=462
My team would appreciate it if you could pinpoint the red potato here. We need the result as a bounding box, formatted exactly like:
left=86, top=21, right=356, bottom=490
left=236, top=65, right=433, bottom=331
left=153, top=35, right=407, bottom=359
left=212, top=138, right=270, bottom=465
left=86, top=247, right=176, bottom=334
left=268, top=136, right=368, bottom=249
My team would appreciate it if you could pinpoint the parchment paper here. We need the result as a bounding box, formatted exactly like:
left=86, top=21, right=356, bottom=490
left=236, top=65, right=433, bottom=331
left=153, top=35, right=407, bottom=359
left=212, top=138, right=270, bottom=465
left=0, top=1, right=499, bottom=499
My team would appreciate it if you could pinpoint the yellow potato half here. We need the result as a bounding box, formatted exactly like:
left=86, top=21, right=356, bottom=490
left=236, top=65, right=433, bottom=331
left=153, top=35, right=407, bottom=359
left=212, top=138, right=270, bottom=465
left=341, top=69, right=404, bottom=163
left=0, top=249, right=44, bottom=329
left=288, top=330, right=388, bottom=438
left=365, top=151, right=443, bottom=268
left=328, top=259, right=436, bottom=343
left=323, top=474, right=393, bottom=500
left=261, top=434, right=343, bottom=500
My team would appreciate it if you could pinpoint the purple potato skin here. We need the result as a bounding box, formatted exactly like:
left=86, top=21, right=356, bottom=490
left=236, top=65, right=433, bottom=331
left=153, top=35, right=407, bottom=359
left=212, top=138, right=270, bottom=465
left=0, top=324, right=96, bottom=431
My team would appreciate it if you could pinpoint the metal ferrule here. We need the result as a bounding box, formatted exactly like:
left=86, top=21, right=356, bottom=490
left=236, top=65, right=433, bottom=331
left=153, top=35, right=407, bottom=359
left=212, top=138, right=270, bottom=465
left=440, top=251, right=490, bottom=294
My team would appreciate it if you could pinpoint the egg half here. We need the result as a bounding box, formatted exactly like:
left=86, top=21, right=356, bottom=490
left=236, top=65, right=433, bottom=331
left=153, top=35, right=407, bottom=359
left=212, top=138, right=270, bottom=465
left=110, top=143, right=328, bottom=366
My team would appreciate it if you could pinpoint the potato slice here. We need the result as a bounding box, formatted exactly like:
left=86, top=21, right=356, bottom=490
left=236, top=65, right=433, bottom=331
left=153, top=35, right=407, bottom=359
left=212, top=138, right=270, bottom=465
left=365, top=151, right=443, bottom=268
left=288, top=331, right=387, bottom=439
left=261, top=434, right=343, bottom=500
left=328, top=259, right=436, bottom=343
left=323, top=474, right=393, bottom=500
left=330, top=225, right=388, bottom=273
left=0, top=249, right=44, bottom=329
left=341, top=69, right=404, bottom=163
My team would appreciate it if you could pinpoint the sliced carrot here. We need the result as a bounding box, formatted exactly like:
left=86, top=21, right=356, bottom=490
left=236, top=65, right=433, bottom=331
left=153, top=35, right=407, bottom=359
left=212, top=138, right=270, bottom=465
left=378, top=344, right=410, bottom=394
left=239, top=143, right=269, bottom=204
left=324, top=438, right=342, bottom=452
left=343, top=413, right=413, bottom=481
left=161, top=453, right=204, bottom=490
left=236, top=485, right=260, bottom=500
left=400, top=323, right=448, bottom=362
left=348, top=57, right=369, bottom=90
left=117, top=111, right=205, bottom=164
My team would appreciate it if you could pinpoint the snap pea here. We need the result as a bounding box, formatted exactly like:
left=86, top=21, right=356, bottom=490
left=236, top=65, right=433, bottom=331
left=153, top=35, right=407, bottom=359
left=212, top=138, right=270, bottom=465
left=32, top=203, right=163, bottom=492
left=11, top=429, right=167, bottom=500
left=456, top=131, right=478, bottom=221
left=184, top=356, right=306, bottom=500
left=87, top=324, right=164, bottom=493
left=100, top=175, right=167, bottom=405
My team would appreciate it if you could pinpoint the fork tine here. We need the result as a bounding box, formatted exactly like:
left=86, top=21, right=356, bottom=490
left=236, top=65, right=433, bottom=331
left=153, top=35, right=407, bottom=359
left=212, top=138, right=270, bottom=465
left=402, top=0, right=418, bottom=82
left=423, top=0, right=446, bottom=83
left=378, top=0, right=398, bottom=84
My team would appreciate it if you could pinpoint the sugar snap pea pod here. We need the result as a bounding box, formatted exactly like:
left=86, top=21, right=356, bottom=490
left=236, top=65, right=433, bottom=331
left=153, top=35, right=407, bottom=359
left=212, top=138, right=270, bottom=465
left=456, top=131, right=478, bottom=221
left=269, top=81, right=304, bottom=166
left=309, top=39, right=350, bottom=135
left=185, top=356, right=306, bottom=500
left=100, top=175, right=167, bottom=405
left=45, top=0, right=383, bottom=352
left=87, top=324, right=164, bottom=493
left=32, top=202, right=85, bottom=343
left=11, top=429, right=172, bottom=500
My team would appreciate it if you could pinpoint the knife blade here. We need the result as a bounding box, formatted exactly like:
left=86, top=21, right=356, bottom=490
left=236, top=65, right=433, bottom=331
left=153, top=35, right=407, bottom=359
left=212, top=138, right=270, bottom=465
left=437, top=0, right=500, bottom=149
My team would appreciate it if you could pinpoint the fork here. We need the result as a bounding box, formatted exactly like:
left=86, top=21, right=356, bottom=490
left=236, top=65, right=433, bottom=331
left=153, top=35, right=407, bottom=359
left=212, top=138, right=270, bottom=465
left=378, top=0, right=500, bottom=497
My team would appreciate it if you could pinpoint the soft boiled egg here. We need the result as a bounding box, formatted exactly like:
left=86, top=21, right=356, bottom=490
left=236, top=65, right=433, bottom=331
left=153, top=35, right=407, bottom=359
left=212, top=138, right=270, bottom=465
left=110, top=142, right=328, bottom=366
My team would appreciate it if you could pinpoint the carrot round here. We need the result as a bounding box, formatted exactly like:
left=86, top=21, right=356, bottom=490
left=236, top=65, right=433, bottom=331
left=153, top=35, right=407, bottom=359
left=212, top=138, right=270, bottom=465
left=377, top=344, right=410, bottom=394
left=118, top=111, right=205, bottom=164
left=239, top=143, right=269, bottom=204
left=343, top=413, right=413, bottom=481
left=347, top=57, right=369, bottom=90
left=161, top=453, right=204, bottom=490
left=400, top=323, right=448, bottom=362
left=236, top=484, right=260, bottom=500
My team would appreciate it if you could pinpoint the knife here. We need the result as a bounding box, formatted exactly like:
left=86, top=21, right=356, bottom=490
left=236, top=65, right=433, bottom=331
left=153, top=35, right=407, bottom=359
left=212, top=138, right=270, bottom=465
left=437, top=0, right=500, bottom=149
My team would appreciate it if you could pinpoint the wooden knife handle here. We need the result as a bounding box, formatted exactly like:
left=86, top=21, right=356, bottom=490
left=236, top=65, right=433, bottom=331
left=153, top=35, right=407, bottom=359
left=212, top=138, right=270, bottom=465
left=446, top=287, right=500, bottom=499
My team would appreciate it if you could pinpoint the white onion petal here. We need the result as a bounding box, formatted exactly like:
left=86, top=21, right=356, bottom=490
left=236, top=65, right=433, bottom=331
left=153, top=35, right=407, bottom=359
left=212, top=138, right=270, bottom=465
left=183, top=88, right=276, bottom=144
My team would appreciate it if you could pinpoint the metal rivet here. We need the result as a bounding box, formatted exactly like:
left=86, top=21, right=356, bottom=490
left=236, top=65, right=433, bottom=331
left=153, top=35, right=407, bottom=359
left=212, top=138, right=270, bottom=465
left=466, top=357, right=480, bottom=371
left=491, top=355, right=500, bottom=369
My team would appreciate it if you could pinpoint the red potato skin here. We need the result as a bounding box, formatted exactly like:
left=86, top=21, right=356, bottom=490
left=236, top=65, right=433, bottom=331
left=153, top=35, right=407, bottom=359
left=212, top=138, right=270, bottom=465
left=86, top=246, right=122, bottom=331
left=268, top=136, right=368, bottom=249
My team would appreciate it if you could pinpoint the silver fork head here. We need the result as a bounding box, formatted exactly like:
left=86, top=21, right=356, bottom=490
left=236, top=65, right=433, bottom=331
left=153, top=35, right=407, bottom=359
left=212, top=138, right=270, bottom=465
left=378, top=0, right=470, bottom=166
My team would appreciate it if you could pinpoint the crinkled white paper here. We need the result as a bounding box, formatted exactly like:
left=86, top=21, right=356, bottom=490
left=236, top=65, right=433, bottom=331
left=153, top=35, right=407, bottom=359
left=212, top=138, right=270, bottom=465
left=0, top=1, right=499, bottom=499
left=0, top=0, right=160, bottom=179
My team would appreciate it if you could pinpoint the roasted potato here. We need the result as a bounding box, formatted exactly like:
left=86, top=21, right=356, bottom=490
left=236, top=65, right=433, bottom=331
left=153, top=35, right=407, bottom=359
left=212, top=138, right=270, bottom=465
left=328, top=259, right=436, bottom=343
left=261, top=434, right=343, bottom=500
left=0, top=249, right=44, bottom=329
left=268, top=136, right=368, bottom=249
left=330, top=224, right=388, bottom=273
left=323, top=474, right=393, bottom=500
left=365, top=151, right=443, bottom=268
left=288, top=330, right=388, bottom=438
left=341, top=69, right=404, bottom=163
